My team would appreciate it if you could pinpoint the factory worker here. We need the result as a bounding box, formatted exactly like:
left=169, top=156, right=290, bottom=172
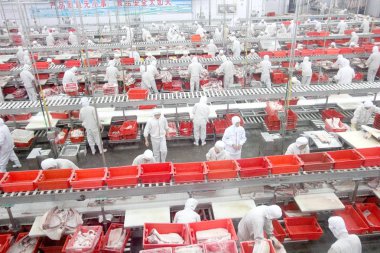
left=351, top=100, right=380, bottom=130
left=195, top=24, right=206, bottom=39
left=173, top=198, right=201, bottom=224
left=207, top=39, right=218, bottom=58
left=145, top=52, right=156, bottom=63
left=79, top=97, right=107, bottom=155
left=180, top=52, right=191, bottom=61
left=314, top=20, right=322, bottom=32
left=257, top=19, right=267, bottom=30
left=231, top=37, right=241, bottom=57
left=222, top=116, right=246, bottom=159
left=141, top=28, right=148, bottom=41
left=129, top=45, right=140, bottom=62
left=334, top=60, right=355, bottom=85
left=41, top=26, right=48, bottom=34
left=332, top=55, right=348, bottom=69
left=0, top=119, right=22, bottom=172
left=166, top=28, right=175, bottom=41
left=32, top=41, right=41, bottom=47
left=62, top=67, right=78, bottom=86
left=248, top=49, right=259, bottom=58
left=238, top=205, right=283, bottom=242
left=132, top=149, right=156, bottom=165
left=366, top=46, right=380, bottom=82
left=23, top=50, right=31, bottom=65
left=296, top=56, right=312, bottom=86
left=217, top=55, right=235, bottom=89
left=192, top=96, right=210, bottom=146
left=16, top=46, right=24, bottom=64
left=337, top=20, right=348, bottom=34
left=68, top=31, right=78, bottom=45
left=260, top=55, right=272, bottom=88
left=218, top=50, right=225, bottom=57
left=144, top=109, right=169, bottom=163
left=291, top=76, right=301, bottom=86
left=348, top=32, right=359, bottom=46
left=140, top=65, right=152, bottom=92
left=278, top=24, right=287, bottom=34
left=360, top=16, right=370, bottom=33
left=188, top=57, right=205, bottom=92
left=213, top=28, right=222, bottom=41
left=265, top=23, right=277, bottom=37
left=46, top=32, right=55, bottom=46
left=329, top=42, right=337, bottom=49
left=206, top=141, right=230, bottom=161
left=147, top=61, right=159, bottom=93
left=41, top=158, right=79, bottom=170
left=20, top=65, right=37, bottom=101
left=288, top=20, right=296, bottom=36
left=105, top=60, right=120, bottom=88
left=285, top=137, right=310, bottom=155
left=120, top=36, right=128, bottom=44
left=328, top=216, right=362, bottom=253
left=46, top=58, right=55, bottom=67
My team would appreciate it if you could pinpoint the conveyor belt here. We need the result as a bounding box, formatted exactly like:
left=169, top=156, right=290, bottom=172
left=0, top=82, right=379, bottom=114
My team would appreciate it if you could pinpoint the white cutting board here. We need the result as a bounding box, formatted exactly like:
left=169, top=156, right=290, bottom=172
left=337, top=131, right=380, bottom=149
left=124, top=207, right=170, bottom=227
left=295, top=193, right=345, bottom=212
left=212, top=200, right=256, bottom=219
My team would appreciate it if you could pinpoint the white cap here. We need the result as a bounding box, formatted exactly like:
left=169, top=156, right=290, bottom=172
left=364, top=100, right=373, bottom=108
left=185, top=198, right=198, bottom=211
left=232, top=116, right=241, bottom=125
left=250, top=49, right=255, bottom=53
left=215, top=140, right=225, bottom=149
left=296, top=137, right=308, bottom=147
left=264, top=55, right=270, bottom=60
left=265, top=205, right=282, bottom=220
left=152, top=108, right=161, bottom=116
left=143, top=149, right=154, bottom=160
left=81, top=97, right=90, bottom=107
left=47, top=58, right=52, bottom=63
left=71, top=66, right=77, bottom=72
left=291, top=77, right=298, bottom=83
left=41, top=158, right=58, bottom=170
left=328, top=216, right=348, bottom=239
left=199, top=96, right=207, bottom=104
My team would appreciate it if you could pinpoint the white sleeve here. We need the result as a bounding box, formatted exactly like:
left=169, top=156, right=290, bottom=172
left=143, top=120, right=151, bottom=138
left=351, top=107, right=361, bottom=124
left=239, top=128, right=247, bottom=145
left=222, top=128, right=234, bottom=146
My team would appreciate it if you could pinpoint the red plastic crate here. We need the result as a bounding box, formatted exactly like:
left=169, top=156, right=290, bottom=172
left=204, top=240, right=238, bottom=253
left=206, top=122, right=214, bottom=134
left=50, top=111, right=70, bottom=119
left=236, top=157, right=271, bottom=178
left=191, top=34, right=201, bottom=42
left=278, top=98, right=299, bottom=106
left=339, top=47, right=353, bottom=54
left=64, top=60, right=81, bottom=68
left=258, top=51, right=273, bottom=58
left=356, top=147, right=380, bottom=167
left=301, top=49, right=314, bottom=56
left=101, top=223, right=131, bottom=253
left=188, top=219, right=238, bottom=244
left=298, top=152, right=334, bottom=172
left=0, top=234, right=12, bottom=253
left=334, top=205, right=369, bottom=234
left=108, top=125, right=124, bottom=141
left=352, top=47, right=366, bottom=54
left=15, top=232, right=41, bottom=253
left=321, top=109, right=344, bottom=121
left=139, top=105, right=157, bottom=110
left=325, top=120, right=349, bottom=132
left=140, top=163, right=173, bottom=184
left=83, top=58, right=99, bottom=66
left=7, top=113, right=32, bottom=121
left=33, top=61, right=49, bottom=69
left=69, top=128, right=85, bottom=143
left=65, top=226, right=103, bottom=253
left=0, top=63, right=16, bottom=71
left=327, top=150, right=364, bottom=170
left=355, top=203, right=380, bottom=232
left=284, top=216, right=323, bottom=241
left=240, top=240, right=276, bottom=253
left=173, top=162, right=206, bottom=183
left=37, top=169, right=74, bottom=190
left=272, top=51, right=288, bottom=57
left=205, top=160, right=239, bottom=180
left=213, top=118, right=229, bottom=135
left=14, top=138, right=34, bottom=148
left=267, top=155, right=303, bottom=174
left=143, top=223, right=190, bottom=249
left=272, top=220, right=287, bottom=242
left=325, top=48, right=341, bottom=55
left=179, top=121, right=193, bottom=136
left=0, top=170, right=41, bottom=193
left=39, top=235, right=68, bottom=253
left=313, top=48, right=326, bottom=55
left=70, top=168, right=107, bottom=190
left=128, top=88, right=148, bottom=100
left=106, top=166, right=140, bottom=187
left=120, top=57, right=135, bottom=65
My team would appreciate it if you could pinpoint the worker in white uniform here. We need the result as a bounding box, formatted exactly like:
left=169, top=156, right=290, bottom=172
left=314, top=20, right=322, bottom=32
left=218, top=50, right=225, bottom=57
left=140, top=65, right=152, bottom=92
left=145, top=52, right=156, bottom=64
left=62, top=67, right=78, bottom=86
left=288, top=20, right=297, bottom=36
left=329, top=42, right=337, bottom=49
left=41, top=158, right=79, bottom=170
left=46, top=58, right=55, bottom=68
left=248, top=49, right=259, bottom=58
left=0, top=119, right=22, bottom=172
left=366, top=46, right=380, bottom=82
left=105, top=60, right=120, bottom=93
left=347, top=32, right=359, bottom=46
left=334, top=60, right=355, bottom=85
left=20, top=65, right=37, bottom=101
left=238, top=205, right=283, bottom=242
left=195, top=24, right=206, bottom=39
left=79, top=98, right=106, bottom=155
left=46, top=32, right=55, bottom=46
left=23, top=50, right=31, bottom=65
left=16, top=46, right=24, bottom=65
left=332, top=55, right=348, bottom=69
left=68, top=31, right=78, bottom=45
left=360, top=16, right=370, bottom=33
left=285, top=137, right=310, bottom=155
left=192, top=96, right=210, bottom=146
left=337, top=20, right=348, bottom=34
left=144, top=109, right=169, bottom=163
left=132, top=149, right=156, bottom=165
left=173, top=198, right=201, bottom=223
left=296, top=57, right=312, bottom=86
left=207, top=39, right=218, bottom=58
left=41, top=26, right=48, bottom=34
left=147, top=61, right=159, bottom=94
left=260, top=55, right=272, bottom=88
left=187, top=57, right=205, bottom=92
left=32, top=41, right=41, bottom=47
left=327, top=216, right=362, bottom=253
left=180, top=52, right=191, bottom=61
left=351, top=100, right=380, bottom=130
left=129, top=45, right=140, bottom=62
left=217, top=55, right=235, bottom=89
left=291, top=76, right=302, bottom=86
left=278, top=24, right=287, bottom=34
left=206, top=141, right=230, bottom=161
left=213, top=28, right=222, bottom=41
left=231, top=37, right=241, bottom=57
left=222, top=116, right=246, bottom=159
left=87, top=39, right=95, bottom=45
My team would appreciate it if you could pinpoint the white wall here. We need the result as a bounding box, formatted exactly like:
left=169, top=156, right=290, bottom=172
left=366, top=0, right=380, bottom=17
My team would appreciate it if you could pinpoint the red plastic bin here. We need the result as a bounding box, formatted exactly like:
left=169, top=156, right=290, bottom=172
left=0, top=170, right=41, bottom=193
left=179, top=121, right=193, bottom=136
left=119, top=121, right=138, bottom=136
left=298, top=152, right=334, bottom=172
left=64, top=60, right=81, bottom=68
left=240, top=240, right=276, bottom=253
left=70, top=168, right=107, bottom=190
left=69, top=128, right=85, bottom=143
left=205, top=160, right=239, bottom=180
left=173, top=162, right=206, bottom=183
left=7, top=113, right=32, bottom=121
left=266, top=155, right=302, bottom=174
left=143, top=223, right=190, bottom=249
left=188, top=219, right=238, bottom=244
left=64, top=226, right=103, bottom=253
left=0, top=234, right=12, bottom=253
left=355, top=203, right=380, bottom=232
left=356, top=147, right=380, bottom=167
left=55, top=129, right=69, bottom=145
left=272, top=220, right=287, bottom=242
left=101, top=223, right=131, bottom=253
left=334, top=205, right=369, bottom=234
left=284, top=216, right=323, bottom=241
left=83, top=58, right=99, bottom=66
left=39, top=235, right=68, bottom=253
left=0, top=63, right=16, bottom=71
left=106, top=166, right=140, bottom=187
left=140, top=163, right=173, bottom=184
left=37, top=169, right=74, bottom=190
left=127, top=88, right=148, bottom=100
left=33, top=61, right=49, bottom=69
left=191, top=34, right=201, bottom=42
left=50, top=111, right=70, bottom=119
left=325, top=48, right=341, bottom=55
left=213, top=118, right=229, bottom=135
left=15, top=232, right=41, bottom=253
left=108, top=125, right=124, bottom=141
left=204, top=240, right=238, bottom=253
left=120, top=57, right=135, bottom=65
left=327, top=150, right=364, bottom=170
left=321, top=109, right=344, bottom=121
left=236, top=157, right=271, bottom=178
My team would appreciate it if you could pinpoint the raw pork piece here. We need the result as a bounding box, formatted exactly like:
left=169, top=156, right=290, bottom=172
left=7, top=235, right=38, bottom=253
left=147, top=229, right=184, bottom=244
left=105, top=228, right=126, bottom=250
left=203, top=240, right=237, bottom=253
left=175, top=245, right=203, bottom=253
left=195, top=228, right=231, bottom=243
left=253, top=239, right=270, bottom=253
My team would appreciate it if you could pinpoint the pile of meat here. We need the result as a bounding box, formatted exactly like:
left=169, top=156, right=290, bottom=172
left=124, top=73, right=135, bottom=86
left=234, top=67, right=245, bottom=79
left=6, top=235, right=38, bottom=253
left=12, top=88, right=27, bottom=99
left=63, top=83, right=78, bottom=93
left=325, top=118, right=349, bottom=131
left=140, top=247, right=173, bottom=253
left=104, top=227, right=127, bottom=250
left=71, top=129, right=84, bottom=138
left=103, top=83, right=118, bottom=95
left=167, top=122, right=177, bottom=138
left=147, top=229, right=184, bottom=244
left=175, top=245, right=204, bottom=253
left=203, top=240, right=237, bottom=253
left=195, top=228, right=231, bottom=243
left=201, top=79, right=223, bottom=91
left=159, top=69, right=173, bottom=83
left=252, top=239, right=271, bottom=253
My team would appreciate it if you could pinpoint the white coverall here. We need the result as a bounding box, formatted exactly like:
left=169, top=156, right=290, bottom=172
left=68, top=32, right=78, bottom=45
left=41, top=158, right=79, bottom=170
left=213, top=28, right=223, bottom=41
left=334, top=61, right=355, bottom=85
left=366, top=46, right=380, bottom=82
left=351, top=102, right=380, bottom=128
left=0, top=87, right=4, bottom=102
left=192, top=96, right=210, bottom=145
left=285, top=137, right=310, bottom=155
left=195, top=25, right=205, bottom=38
left=16, top=47, right=25, bottom=64
left=337, top=21, right=348, bottom=34
left=328, top=216, right=362, bottom=253
left=332, top=55, right=348, bottom=69
left=46, top=33, right=55, bottom=46
left=146, top=62, right=159, bottom=93
left=140, top=66, right=153, bottom=93
left=62, top=67, right=78, bottom=86
left=231, top=37, right=241, bottom=57
left=349, top=32, right=359, bottom=46
left=222, top=117, right=247, bottom=159
left=206, top=141, right=230, bottom=161
left=23, top=52, right=31, bottom=66
left=105, top=61, right=120, bottom=87
left=132, top=150, right=156, bottom=165
left=360, top=19, right=370, bottom=33
left=297, top=57, right=312, bottom=85
left=288, top=21, right=296, bottom=36
left=217, top=56, right=235, bottom=89
left=129, top=49, right=140, bottom=62
left=260, top=55, right=272, bottom=88
left=143, top=113, right=169, bottom=163
left=0, top=119, right=21, bottom=172
left=20, top=66, right=37, bottom=101
left=207, top=40, right=218, bottom=57
left=173, top=198, right=201, bottom=224
left=187, top=57, right=205, bottom=92
left=314, top=21, right=322, bottom=32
